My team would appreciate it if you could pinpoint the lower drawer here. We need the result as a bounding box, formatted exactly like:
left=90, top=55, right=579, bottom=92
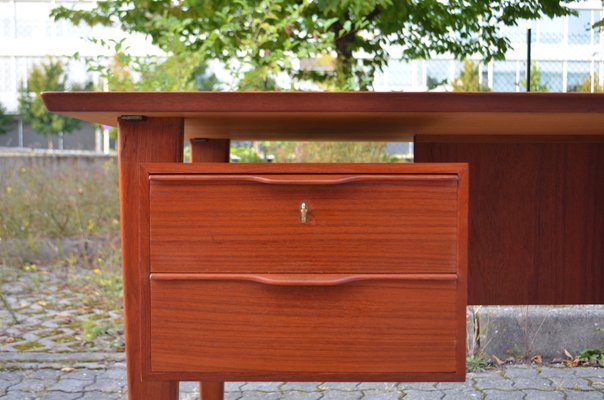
left=145, top=274, right=464, bottom=381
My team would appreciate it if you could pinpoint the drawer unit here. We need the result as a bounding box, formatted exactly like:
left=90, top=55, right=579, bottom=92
left=140, top=163, right=468, bottom=382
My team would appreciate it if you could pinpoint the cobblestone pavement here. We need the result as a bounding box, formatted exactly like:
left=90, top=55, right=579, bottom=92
left=0, top=353, right=602, bottom=400
left=0, top=266, right=123, bottom=353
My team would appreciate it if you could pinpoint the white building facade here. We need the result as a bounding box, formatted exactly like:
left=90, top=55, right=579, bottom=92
left=374, top=1, right=604, bottom=92
left=0, top=0, right=160, bottom=113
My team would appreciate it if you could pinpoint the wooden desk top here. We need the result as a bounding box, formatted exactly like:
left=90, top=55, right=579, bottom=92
left=42, top=92, right=604, bottom=141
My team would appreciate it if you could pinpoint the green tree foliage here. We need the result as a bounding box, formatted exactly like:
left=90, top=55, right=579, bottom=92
left=18, top=59, right=86, bottom=149
left=573, top=74, right=604, bottom=93
left=79, top=38, right=219, bottom=91
left=520, top=62, right=549, bottom=92
left=229, top=141, right=389, bottom=162
left=261, top=141, right=387, bottom=162
left=51, top=0, right=576, bottom=91
left=451, top=60, right=491, bottom=92
left=0, top=102, right=14, bottom=135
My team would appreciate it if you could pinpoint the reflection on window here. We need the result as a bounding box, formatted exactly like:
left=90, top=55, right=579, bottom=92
left=500, top=23, right=527, bottom=43
left=567, top=61, right=591, bottom=92
left=540, top=16, right=563, bottom=44
left=0, top=57, right=13, bottom=92
left=15, top=3, right=52, bottom=38
left=453, top=61, right=464, bottom=77
left=539, top=61, right=563, bottom=92
left=426, top=60, right=450, bottom=89
left=493, top=61, right=517, bottom=92
left=568, top=10, right=592, bottom=45
left=387, top=60, right=413, bottom=87
left=0, top=18, right=11, bottom=38
left=596, top=12, right=601, bottom=44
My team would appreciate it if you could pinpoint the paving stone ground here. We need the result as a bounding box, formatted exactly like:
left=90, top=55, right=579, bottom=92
left=0, top=266, right=123, bottom=353
left=0, top=353, right=602, bottom=400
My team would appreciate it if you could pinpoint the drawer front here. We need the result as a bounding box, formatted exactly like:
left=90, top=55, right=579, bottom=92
left=148, top=274, right=461, bottom=379
left=149, top=174, right=459, bottom=274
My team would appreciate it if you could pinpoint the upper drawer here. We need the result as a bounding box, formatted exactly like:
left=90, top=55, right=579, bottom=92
left=144, top=165, right=465, bottom=274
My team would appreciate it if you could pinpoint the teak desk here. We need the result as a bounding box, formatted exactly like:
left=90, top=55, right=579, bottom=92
left=43, top=92, right=604, bottom=400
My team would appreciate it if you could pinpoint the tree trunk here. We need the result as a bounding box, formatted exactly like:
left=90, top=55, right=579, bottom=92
left=331, top=8, right=381, bottom=91
left=334, top=34, right=354, bottom=89
left=330, top=16, right=356, bottom=90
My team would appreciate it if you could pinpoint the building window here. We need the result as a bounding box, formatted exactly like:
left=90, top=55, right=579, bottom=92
left=386, top=60, right=414, bottom=88
left=568, top=9, right=592, bottom=45
left=15, top=3, right=51, bottom=38
left=567, top=61, right=592, bottom=92
left=0, top=17, right=12, bottom=38
left=0, top=3, right=12, bottom=38
left=492, top=61, right=517, bottom=92
left=539, top=16, right=564, bottom=44
left=426, top=60, right=450, bottom=89
left=594, top=10, right=601, bottom=44
left=500, top=23, right=527, bottom=44
left=539, top=61, right=563, bottom=92
left=0, top=57, right=14, bottom=92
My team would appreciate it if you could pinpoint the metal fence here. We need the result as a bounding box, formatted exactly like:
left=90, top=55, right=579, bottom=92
left=374, top=57, right=603, bottom=93
left=374, top=25, right=604, bottom=93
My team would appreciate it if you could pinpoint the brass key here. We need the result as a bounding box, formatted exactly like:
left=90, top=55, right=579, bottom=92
left=300, top=202, right=308, bottom=223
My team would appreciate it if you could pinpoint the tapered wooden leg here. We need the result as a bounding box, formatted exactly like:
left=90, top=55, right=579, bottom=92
left=200, top=382, right=225, bottom=400
left=118, top=117, right=184, bottom=399
left=190, top=138, right=229, bottom=400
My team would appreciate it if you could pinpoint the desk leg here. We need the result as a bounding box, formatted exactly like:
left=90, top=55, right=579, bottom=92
left=200, top=382, right=225, bottom=400
left=118, top=117, right=184, bottom=400
left=190, top=138, right=229, bottom=400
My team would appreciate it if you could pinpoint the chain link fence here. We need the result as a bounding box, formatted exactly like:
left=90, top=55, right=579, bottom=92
left=374, top=56, right=603, bottom=94
left=374, top=10, right=604, bottom=94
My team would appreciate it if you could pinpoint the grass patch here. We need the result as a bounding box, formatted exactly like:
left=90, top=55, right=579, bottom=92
left=0, top=158, right=125, bottom=352
left=466, top=354, right=492, bottom=372
left=13, top=341, right=44, bottom=351
left=51, top=335, right=75, bottom=343
left=0, top=158, right=119, bottom=243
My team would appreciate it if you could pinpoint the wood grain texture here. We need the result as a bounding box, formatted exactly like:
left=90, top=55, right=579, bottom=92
left=139, top=164, right=468, bottom=382
left=118, top=117, right=183, bottom=400
left=150, top=273, right=458, bottom=284
left=188, top=137, right=230, bottom=400
left=147, top=276, right=461, bottom=380
left=148, top=174, right=459, bottom=274
left=415, top=136, right=604, bottom=305
left=41, top=92, right=604, bottom=140
left=190, top=139, right=230, bottom=162
left=455, top=165, right=469, bottom=375
left=42, top=91, right=604, bottom=113
left=200, top=382, right=224, bottom=400
left=142, top=162, right=468, bottom=175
